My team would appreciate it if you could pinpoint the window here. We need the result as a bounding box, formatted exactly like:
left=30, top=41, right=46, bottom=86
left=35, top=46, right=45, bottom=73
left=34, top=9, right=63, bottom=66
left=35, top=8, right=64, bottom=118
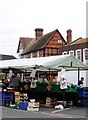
left=62, top=51, right=67, bottom=55
left=58, top=39, right=62, bottom=43
left=83, top=48, right=88, bottom=64
left=37, top=51, right=39, bottom=57
left=30, top=53, right=32, bottom=58
left=69, top=50, right=74, bottom=56
left=76, top=49, right=81, bottom=60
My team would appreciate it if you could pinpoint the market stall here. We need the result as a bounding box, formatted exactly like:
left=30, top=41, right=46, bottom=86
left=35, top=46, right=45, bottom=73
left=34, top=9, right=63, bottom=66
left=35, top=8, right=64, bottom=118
left=0, top=55, right=88, bottom=110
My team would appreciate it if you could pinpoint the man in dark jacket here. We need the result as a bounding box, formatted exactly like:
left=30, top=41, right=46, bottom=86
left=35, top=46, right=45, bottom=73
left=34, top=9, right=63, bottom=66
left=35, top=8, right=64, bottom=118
left=9, top=72, right=21, bottom=90
left=78, top=77, right=84, bottom=87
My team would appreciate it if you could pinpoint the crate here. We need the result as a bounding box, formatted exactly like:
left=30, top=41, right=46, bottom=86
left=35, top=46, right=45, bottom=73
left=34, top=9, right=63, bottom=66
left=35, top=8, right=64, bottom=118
left=9, top=104, right=15, bottom=109
left=27, top=107, right=39, bottom=111
left=80, top=97, right=88, bottom=107
left=15, top=92, right=20, bottom=95
left=45, top=97, right=54, bottom=107
left=15, top=103, right=20, bottom=109
left=0, top=92, right=2, bottom=106
left=27, top=102, right=39, bottom=111
left=20, top=101, right=28, bottom=110
left=2, top=92, right=14, bottom=101
left=78, top=91, right=88, bottom=97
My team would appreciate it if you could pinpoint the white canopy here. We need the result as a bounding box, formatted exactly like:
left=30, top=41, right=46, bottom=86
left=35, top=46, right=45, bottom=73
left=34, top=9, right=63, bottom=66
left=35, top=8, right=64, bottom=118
left=0, top=55, right=87, bottom=71
left=42, top=55, right=87, bottom=71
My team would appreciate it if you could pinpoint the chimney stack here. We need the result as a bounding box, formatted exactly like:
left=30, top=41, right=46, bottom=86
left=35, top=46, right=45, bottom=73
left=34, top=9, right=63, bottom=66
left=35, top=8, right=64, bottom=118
left=35, top=28, right=43, bottom=40
left=66, top=29, right=72, bottom=43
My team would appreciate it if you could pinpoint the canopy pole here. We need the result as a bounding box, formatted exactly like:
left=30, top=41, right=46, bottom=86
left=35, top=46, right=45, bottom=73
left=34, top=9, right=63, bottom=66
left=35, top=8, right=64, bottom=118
left=71, top=62, right=72, bottom=67
left=78, top=68, right=80, bottom=85
left=49, top=69, right=50, bottom=81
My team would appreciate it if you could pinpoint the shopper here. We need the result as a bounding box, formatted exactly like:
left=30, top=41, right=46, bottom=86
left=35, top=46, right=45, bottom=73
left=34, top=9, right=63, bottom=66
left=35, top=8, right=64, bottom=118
left=38, top=75, right=48, bottom=83
left=78, top=77, right=84, bottom=87
left=9, top=72, right=21, bottom=90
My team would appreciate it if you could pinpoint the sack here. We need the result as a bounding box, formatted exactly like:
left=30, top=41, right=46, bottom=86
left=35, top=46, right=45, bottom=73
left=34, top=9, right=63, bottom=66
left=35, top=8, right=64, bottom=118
left=47, top=85, right=52, bottom=91
left=30, top=80, right=37, bottom=88
left=24, top=84, right=29, bottom=91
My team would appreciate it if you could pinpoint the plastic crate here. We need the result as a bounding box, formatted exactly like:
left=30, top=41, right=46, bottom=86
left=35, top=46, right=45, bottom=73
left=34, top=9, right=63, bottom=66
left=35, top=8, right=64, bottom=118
left=0, top=92, right=2, bottom=106
left=78, top=91, right=88, bottom=97
left=20, top=102, right=28, bottom=110
left=2, top=92, right=14, bottom=101
left=80, top=97, right=88, bottom=107
left=15, top=103, right=20, bottom=109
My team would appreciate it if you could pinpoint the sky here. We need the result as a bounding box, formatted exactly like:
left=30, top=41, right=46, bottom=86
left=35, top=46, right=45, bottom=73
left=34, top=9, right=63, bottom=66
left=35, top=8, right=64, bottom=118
left=0, top=0, right=87, bottom=58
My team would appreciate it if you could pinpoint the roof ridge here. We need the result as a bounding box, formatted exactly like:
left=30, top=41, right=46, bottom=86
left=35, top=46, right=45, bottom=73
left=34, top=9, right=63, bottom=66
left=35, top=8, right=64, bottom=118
left=67, top=37, right=83, bottom=46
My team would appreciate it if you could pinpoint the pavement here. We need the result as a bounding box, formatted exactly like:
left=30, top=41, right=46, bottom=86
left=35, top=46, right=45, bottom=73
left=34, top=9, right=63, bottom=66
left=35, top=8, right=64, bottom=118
left=0, top=106, right=88, bottom=119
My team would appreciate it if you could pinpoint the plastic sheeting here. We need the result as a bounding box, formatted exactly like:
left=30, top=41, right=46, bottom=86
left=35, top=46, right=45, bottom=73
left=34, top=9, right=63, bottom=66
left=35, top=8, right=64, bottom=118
left=0, top=55, right=87, bottom=71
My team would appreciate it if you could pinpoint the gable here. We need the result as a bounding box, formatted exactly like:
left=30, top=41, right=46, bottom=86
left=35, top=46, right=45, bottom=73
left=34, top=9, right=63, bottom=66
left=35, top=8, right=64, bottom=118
left=17, top=37, right=33, bottom=53
left=46, top=31, right=67, bottom=48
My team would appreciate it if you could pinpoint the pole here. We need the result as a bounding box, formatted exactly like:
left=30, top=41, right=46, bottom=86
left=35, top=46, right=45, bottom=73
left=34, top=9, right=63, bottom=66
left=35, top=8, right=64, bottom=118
left=49, top=69, right=50, bottom=81
left=78, top=68, right=80, bottom=85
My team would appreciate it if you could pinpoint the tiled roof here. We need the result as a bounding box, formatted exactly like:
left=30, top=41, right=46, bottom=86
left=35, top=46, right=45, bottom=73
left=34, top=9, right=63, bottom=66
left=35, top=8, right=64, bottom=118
left=67, top=37, right=88, bottom=46
left=17, top=37, right=33, bottom=53
left=22, top=29, right=66, bottom=55
left=0, top=54, right=16, bottom=61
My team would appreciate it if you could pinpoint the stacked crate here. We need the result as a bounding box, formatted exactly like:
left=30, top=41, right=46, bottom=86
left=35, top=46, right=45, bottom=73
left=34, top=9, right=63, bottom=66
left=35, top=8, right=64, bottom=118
left=20, top=93, right=28, bottom=102
left=45, top=97, right=54, bottom=107
left=27, top=101, right=39, bottom=111
left=15, top=92, right=28, bottom=103
left=78, top=87, right=88, bottom=107
left=15, top=92, right=20, bottom=103
left=20, top=101, right=28, bottom=110
left=2, top=92, right=14, bottom=106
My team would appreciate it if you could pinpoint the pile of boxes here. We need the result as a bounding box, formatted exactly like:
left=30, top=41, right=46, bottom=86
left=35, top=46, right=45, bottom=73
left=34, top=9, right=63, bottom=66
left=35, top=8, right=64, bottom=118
left=45, top=97, right=54, bottom=107
left=15, top=92, right=28, bottom=103
left=27, top=99, right=39, bottom=111
left=15, top=92, right=20, bottom=103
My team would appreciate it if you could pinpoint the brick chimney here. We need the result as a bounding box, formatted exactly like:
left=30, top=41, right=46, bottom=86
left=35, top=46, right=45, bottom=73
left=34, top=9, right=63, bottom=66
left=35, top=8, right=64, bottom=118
left=66, top=29, right=72, bottom=43
left=35, top=28, right=43, bottom=40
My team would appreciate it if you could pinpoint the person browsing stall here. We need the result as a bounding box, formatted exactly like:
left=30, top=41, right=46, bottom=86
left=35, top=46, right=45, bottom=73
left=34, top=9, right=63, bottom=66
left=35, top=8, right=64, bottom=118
left=78, top=77, right=84, bottom=87
left=9, top=72, right=21, bottom=90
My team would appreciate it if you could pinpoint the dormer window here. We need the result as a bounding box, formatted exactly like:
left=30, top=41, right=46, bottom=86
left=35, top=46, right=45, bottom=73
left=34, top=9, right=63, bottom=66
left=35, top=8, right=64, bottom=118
left=58, top=39, right=62, bottom=43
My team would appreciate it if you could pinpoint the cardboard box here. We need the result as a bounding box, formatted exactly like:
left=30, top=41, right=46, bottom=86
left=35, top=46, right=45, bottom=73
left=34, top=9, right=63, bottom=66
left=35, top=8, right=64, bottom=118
left=28, top=102, right=39, bottom=108
left=15, top=98, right=20, bottom=103
left=27, top=107, right=39, bottom=111
left=15, top=92, right=20, bottom=95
